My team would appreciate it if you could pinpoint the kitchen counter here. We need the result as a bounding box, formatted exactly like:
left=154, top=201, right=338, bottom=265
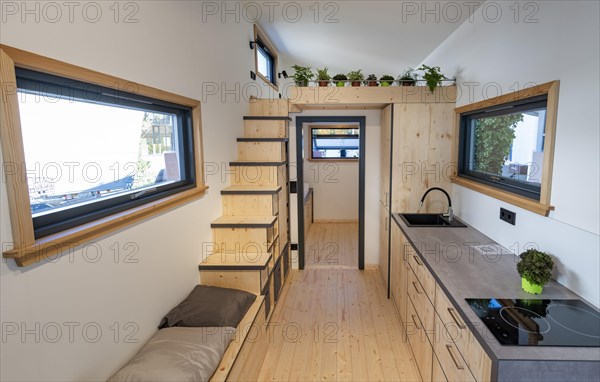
left=391, top=213, right=600, bottom=381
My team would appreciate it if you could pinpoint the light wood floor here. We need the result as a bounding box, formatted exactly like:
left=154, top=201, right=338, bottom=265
left=305, top=223, right=359, bottom=269
left=257, top=268, right=420, bottom=381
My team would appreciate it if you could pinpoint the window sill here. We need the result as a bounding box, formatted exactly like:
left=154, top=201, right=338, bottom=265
left=308, top=158, right=359, bottom=163
left=451, top=176, right=554, bottom=216
left=3, top=186, right=208, bottom=267
left=256, top=72, right=279, bottom=92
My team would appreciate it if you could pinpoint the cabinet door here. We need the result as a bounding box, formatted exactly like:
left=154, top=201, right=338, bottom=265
left=379, top=203, right=390, bottom=288
left=391, top=103, right=455, bottom=213
left=391, top=224, right=409, bottom=326
left=380, top=105, right=392, bottom=207
left=407, top=299, right=433, bottom=382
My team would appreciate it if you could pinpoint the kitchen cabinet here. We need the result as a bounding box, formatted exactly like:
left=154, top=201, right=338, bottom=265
left=379, top=101, right=455, bottom=293
left=390, top=220, right=408, bottom=326
left=379, top=202, right=390, bottom=288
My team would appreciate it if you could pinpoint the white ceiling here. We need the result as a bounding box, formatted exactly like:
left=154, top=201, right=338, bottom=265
left=260, top=1, right=483, bottom=77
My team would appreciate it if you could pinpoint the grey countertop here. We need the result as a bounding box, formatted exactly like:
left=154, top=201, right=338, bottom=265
left=391, top=212, right=600, bottom=363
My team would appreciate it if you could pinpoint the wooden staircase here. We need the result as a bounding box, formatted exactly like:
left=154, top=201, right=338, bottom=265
left=199, top=99, right=291, bottom=321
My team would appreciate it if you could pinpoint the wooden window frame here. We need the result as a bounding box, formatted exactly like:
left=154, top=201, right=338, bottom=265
left=451, top=81, right=559, bottom=216
left=0, top=45, right=207, bottom=267
left=253, top=24, right=279, bottom=91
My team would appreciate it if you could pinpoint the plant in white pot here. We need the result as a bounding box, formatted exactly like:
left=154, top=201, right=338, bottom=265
left=516, top=249, right=555, bottom=294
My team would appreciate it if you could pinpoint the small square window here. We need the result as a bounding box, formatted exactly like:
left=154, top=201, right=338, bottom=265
left=311, top=127, right=360, bottom=160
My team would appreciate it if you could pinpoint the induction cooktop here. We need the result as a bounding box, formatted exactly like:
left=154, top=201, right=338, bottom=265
left=465, top=298, right=600, bottom=347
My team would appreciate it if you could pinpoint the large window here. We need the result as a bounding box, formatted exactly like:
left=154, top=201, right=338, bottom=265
left=0, top=45, right=205, bottom=266
left=311, top=127, right=360, bottom=160
left=17, top=68, right=196, bottom=238
left=253, top=24, right=278, bottom=89
left=453, top=81, right=559, bottom=216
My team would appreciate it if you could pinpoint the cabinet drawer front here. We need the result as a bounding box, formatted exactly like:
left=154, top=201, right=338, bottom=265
left=407, top=299, right=433, bottom=382
left=407, top=268, right=435, bottom=336
left=407, top=247, right=436, bottom=306
left=432, top=352, right=449, bottom=382
left=435, top=284, right=491, bottom=382
left=434, top=313, right=475, bottom=382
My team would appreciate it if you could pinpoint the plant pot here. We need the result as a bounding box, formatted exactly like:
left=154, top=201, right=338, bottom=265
left=336, top=82, right=345, bottom=87
left=522, top=277, right=543, bottom=294
left=380, top=82, right=392, bottom=87
left=401, top=80, right=416, bottom=86
left=367, top=81, right=378, bottom=87
left=318, top=81, right=329, bottom=87
left=351, top=81, right=361, bottom=87
left=295, top=81, right=308, bottom=87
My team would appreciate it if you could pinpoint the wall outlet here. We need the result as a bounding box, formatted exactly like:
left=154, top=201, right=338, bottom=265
left=500, top=208, right=516, bottom=225
left=250, top=71, right=256, bottom=80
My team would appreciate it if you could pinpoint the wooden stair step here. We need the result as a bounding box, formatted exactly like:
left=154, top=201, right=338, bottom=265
left=221, top=185, right=282, bottom=195
left=211, top=215, right=276, bottom=228
left=199, top=252, right=272, bottom=271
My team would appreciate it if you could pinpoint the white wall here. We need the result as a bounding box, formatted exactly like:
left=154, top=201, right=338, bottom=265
left=421, top=0, right=600, bottom=306
left=0, top=2, right=278, bottom=380
left=303, top=125, right=359, bottom=221
left=288, top=110, right=381, bottom=266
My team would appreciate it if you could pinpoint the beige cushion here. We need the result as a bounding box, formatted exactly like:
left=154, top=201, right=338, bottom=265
left=108, top=327, right=235, bottom=382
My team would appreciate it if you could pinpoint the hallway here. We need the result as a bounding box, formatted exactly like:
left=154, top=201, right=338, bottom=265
left=304, top=223, right=359, bottom=269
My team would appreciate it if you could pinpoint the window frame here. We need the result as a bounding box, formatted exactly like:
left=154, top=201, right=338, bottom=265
left=253, top=24, right=279, bottom=91
left=452, top=81, right=559, bottom=216
left=0, top=45, right=207, bottom=267
left=309, top=126, right=360, bottom=161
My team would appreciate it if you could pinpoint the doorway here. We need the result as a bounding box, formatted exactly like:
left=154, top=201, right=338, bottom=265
left=295, top=116, right=366, bottom=270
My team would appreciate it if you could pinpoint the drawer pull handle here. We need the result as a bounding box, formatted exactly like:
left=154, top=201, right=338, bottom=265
left=446, top=345, right=465, bottom=370
left=448, top=308, right=466, bottom=329
left=412, top=281, right=422, bottom=294
left=411, top=315, right=421, bottom=330
left=413, top=255, right=423, bottom=266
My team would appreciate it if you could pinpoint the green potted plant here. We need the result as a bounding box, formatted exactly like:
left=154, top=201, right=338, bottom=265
left=291, top=64, right=314, bottom=87
left=365, top=74, right=378, bottom=86
left=347, top=70, right=364, bottom=87
left=418, top=64, right=446, bottom=92
left=379, top=75, right=395, bottom=87
left=516, top=249, right=555, bottom=294
left=316, top=67, right=331, bottom=87
left=333, top=73, right=347, bottom=87
left=398, top=68, right=417, bottom=86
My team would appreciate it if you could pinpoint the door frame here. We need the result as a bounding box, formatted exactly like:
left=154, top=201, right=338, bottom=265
left=295, top=116, right=366, bottom=270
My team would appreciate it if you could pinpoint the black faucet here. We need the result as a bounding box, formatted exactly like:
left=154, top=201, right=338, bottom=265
left=419, top=187, right=453, bottom=221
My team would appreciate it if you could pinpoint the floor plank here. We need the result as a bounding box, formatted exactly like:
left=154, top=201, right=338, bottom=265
left=305, top=223, right=359, bottom=269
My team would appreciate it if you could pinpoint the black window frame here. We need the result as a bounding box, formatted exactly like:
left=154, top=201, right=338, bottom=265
left=16, top=68, right=197, bottom=239
left=458, top=94, right=548, bottom=201
left=310, top=127, right=360, bottom=160
left=256, top=37, right=276, bottom=85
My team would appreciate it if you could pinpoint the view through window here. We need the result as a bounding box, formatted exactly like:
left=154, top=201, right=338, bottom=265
left=311, top=127, right=360, bottom=159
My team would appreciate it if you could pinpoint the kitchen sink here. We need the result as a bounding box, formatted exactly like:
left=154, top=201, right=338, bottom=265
left=398, top=213, right=467, bottom=227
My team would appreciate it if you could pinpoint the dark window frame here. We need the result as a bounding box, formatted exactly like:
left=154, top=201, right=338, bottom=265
left=458, top=94, right=548, bottom=201
left=310, top=127, right=360, bottom=160
left=16, top=68, right=197, bottom=238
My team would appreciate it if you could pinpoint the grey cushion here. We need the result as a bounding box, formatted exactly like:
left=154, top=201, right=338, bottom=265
left=159, top=285, right=256, bottom=329
left=107, top=326, right=235, bottom=382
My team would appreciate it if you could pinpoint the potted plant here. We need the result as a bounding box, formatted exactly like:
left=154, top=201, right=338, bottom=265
left=316, top=67, right=331, bottom=87
left=347, top=70, right=364, bottom=87
left=398, top=68, right=417, bottom=86
left=418, top=64, right=446, bottom=92
left=365, top=74, right=378, bottom=86
left=333, top=73, right=347, bottom=87
left=379, top=75, right=395, bottom=87
left=291, top=64, right=314, bottom=87
left=516, top=249, right=555, bottom=294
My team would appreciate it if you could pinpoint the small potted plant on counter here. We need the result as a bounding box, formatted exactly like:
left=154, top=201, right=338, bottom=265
left=517, top=249, right=555, bottom=294
left=398, top=68, right=417, bottom=86
left=292, top=64, right=314, bottom=87
left=379, top=75, right=395, bottom=87
left=365, top=74, right=378, bottom=86
left=347, top=70, right=364, bottom=87
left=418, top=64, right=446, bottom=92
left=316, top=67, right=331, bottom=87
left=333, top=73, right=347, bottom=87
